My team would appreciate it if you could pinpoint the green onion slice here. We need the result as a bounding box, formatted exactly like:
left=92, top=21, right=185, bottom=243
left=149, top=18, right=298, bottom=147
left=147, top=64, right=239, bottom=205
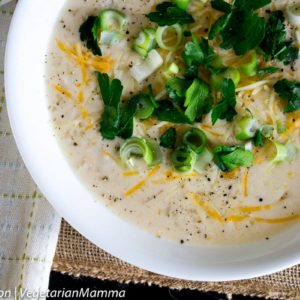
left=100, top=31, right=120, bottom=45
left=164, top=62, right=179, bottom=78
left=120, top=137, right=162, bottom=168
left=171, top=146, right=197, bottom=173
left=156, top=24, right=183, bottom=51
left=261, top=124, right=274, bottom=138
left=182, top=128, right=208, bottom=154
left=133, top=28, right=157, bottom=58
left=240, top=52, right=258, bottom=76
left=193, top=147, right=213, bottom=173
left=235, top=117, right=259, bottom=140
left=270, top=142, right=288, bottom=163
left=135, top=95, right=155, bottom=120
left=171, top=0, right=190, bottom=10
left=211, top=67, right=240, bottom=90
left=100, top=9, right=127, bottom=32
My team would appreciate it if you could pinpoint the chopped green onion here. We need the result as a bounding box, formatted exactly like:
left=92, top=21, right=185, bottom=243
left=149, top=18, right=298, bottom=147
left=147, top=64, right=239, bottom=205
left=171, top=146, right=197, bottom=172
left=211, top=67, right=240, bottom=90
left=277, top=121, right=287, bottom=134
left=261, top=124, right=274, bottom=138
left=120, top=137, right=161, bottom=168
left=240, top=52, right=258, bottom=76
left=145, top=138, right=163, bottom=166
left=253, top=130, right=264, bottom=147
left=271, top=142, right=288, bottom=163
left=235, top=117, right=259, bottom=140
left=164, top=62, right=179, bottom=78
left=130, top=49, right=163, bottom=82
left=133, top=28, right=157, bottom=58
left=286, top=142, right=298, bottom=162
left=156, top=24, right=183, bottom=51
left=286, top=4, right=300, bottom=26
left=182, top=128, right=208, bottom=154
left=100, top=9, right=127, bottom=32
left=100, top=31, right=120, bottom=45
left=135, top=95, right=155, bottom=119
left=193, top=147, right=213, bottom=173
left=171, top=0, right=190, bottom=10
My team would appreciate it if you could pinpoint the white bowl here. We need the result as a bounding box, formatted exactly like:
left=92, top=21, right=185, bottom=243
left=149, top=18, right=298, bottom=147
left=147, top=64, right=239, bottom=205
left=4, top=0, right=300, bottom=281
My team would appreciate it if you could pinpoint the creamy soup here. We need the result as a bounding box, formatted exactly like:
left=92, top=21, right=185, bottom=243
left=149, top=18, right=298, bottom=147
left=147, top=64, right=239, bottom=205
left=46, top=0, right=300, bottom=245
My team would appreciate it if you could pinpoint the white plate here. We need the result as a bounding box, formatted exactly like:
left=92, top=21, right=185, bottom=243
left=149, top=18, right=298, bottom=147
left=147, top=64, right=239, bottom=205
left=4, top=0, right=300, bottom=281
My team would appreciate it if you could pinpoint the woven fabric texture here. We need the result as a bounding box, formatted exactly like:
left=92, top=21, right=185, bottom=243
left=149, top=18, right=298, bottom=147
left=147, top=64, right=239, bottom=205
left=53, top=220, right=300, bottom=300
left=0, top=1, right=61, bottom=297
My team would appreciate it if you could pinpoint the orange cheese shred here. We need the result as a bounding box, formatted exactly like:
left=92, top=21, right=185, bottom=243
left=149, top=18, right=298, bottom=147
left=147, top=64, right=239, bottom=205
left=222, top=168, right=240, bottom=179
left=123, top=171, right=140, bottom=176
left=242, top=169, right=249, bottom=197
left=253, top=215, right=300, bottom=224
left=56, top=39, right=112, bottom=73
left=190, top=193, right=224, bottom=223
left=124, top=165, right=160, bottom=197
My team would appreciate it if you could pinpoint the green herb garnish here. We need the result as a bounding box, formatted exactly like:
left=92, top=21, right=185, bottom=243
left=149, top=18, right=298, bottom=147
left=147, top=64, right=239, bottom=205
left=146, top=2, right=194, bottom=26
left=254, top=130, right=265, bottom=147
left=257, top=66, right=280, bottom=76
left=274, top=79, right=300, bottom=113
left=184, top=79, right=212, bottom=122
left=209, top=1, right=268, bottom=55
left=211, top=78, right=237, bottom=125
left=79, top=16, right=102, bottom=56
left=260, top=11, right=299, bottom=65
left=155, top=100, right=192, bottom=124
left=166, top=77, right=190, bottom=104
left=213, top=145, right=254, bottom=171
left=160, top=127, right=177, bottom=149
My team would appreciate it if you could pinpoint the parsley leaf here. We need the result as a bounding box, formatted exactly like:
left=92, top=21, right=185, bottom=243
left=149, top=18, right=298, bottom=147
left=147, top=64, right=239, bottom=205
left=260, top=11, right=299, bottom=65
left=79, top=16, right=102, bottom=56
left=213, top=145, right=254, bottom=171
left=183, top=35, right=223, bottom=77
left=209, top=3, right=266, bottom=55
left=234, top=0, right=271, bottom=10
left=166, top=77, right=191, bottom=104
left=211, top=78, right=237, bottom=125
left=257, top=66, right=280, bottom=76
left=211, top=0, right=231, bottom=13
left=146, top=2, right=194, bottom=26
left=274, top=79, right=300, bottom=113
left=254, top=130, right=265, bottom=147
left=160, top=127, right=177, bottom=149
left=97, top=72, right=139, bottom=140
left=155, top=100, right=192, bottom=124
left=184, top=79, right=212, bottom=122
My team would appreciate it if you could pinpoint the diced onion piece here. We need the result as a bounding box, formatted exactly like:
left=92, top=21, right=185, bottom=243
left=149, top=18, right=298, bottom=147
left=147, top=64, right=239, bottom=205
left=100, top=9, right=127, bottom=32
left=193, top=147, right=213, bottom=173
left=130, top=50, right=163, bottom=83
left=156, top=24, right=183, bottom=51
left=120, top=137, right=161, bottom=168
left=133, top=28, right=157, bottom=58
left=171, top=146, right=197, bottom=173
left=240, top=52, right=258, bottom=77
left=235, top=117, right=259, bottom=140
left=286, top=4, right=300, bottom=27
left=100, top=31, right=120, bottom=45
left=135, top=96, right=155, bottom=120
left=182, top=128, right=208, bottom=154
left=171, top=0, right=190, bottom=10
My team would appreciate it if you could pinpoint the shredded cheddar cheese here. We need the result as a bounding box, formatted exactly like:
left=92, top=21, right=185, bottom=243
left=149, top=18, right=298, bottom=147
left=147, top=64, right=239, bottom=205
left=123, top=171, right=140, bottom=176
left=124, top=165, right=160, bottom=197
left=242, top=169, right=249, bottom=197
left=190, top=193, right=224, bottom=223
left=56, top=39, right=112, bottom=73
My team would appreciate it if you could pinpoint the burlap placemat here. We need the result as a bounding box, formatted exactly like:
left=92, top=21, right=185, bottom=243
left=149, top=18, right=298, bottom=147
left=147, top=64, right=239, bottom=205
left=52, top=220, right=300, bottom=300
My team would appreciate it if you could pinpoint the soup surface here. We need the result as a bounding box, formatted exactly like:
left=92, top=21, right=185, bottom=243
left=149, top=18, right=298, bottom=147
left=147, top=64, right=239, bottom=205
left=46, top=0, right=300, bottom=245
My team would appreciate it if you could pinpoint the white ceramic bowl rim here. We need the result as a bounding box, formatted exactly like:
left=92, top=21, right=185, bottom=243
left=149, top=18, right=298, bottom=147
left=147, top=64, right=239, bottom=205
left=4, top=0, right=300, bottom=281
